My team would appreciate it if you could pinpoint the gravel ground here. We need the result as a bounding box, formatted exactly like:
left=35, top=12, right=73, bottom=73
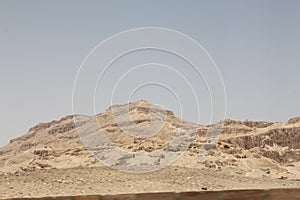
left=1, top=166, right=300, bottom=198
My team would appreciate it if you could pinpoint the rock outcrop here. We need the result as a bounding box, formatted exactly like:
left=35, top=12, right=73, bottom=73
left=0, top=100, right=299, bottom=180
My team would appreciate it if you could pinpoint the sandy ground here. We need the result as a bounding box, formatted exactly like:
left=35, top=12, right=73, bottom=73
left=1, top=166, right=300, bottom=198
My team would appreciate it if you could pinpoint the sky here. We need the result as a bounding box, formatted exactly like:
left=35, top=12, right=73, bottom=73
left=0, top=0, right=300, bottom=147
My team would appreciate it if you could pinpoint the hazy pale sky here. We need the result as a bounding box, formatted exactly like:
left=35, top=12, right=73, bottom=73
left=0, top=0, right=300, bottom=146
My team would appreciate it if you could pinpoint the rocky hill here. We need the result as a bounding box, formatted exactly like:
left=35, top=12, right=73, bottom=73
left=0, top=100, right=300, bottom=180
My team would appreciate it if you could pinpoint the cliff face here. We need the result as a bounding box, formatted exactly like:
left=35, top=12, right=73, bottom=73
left=0, top=100, right=300, bottom=179
left=222, top=125, right=300, bottom=164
